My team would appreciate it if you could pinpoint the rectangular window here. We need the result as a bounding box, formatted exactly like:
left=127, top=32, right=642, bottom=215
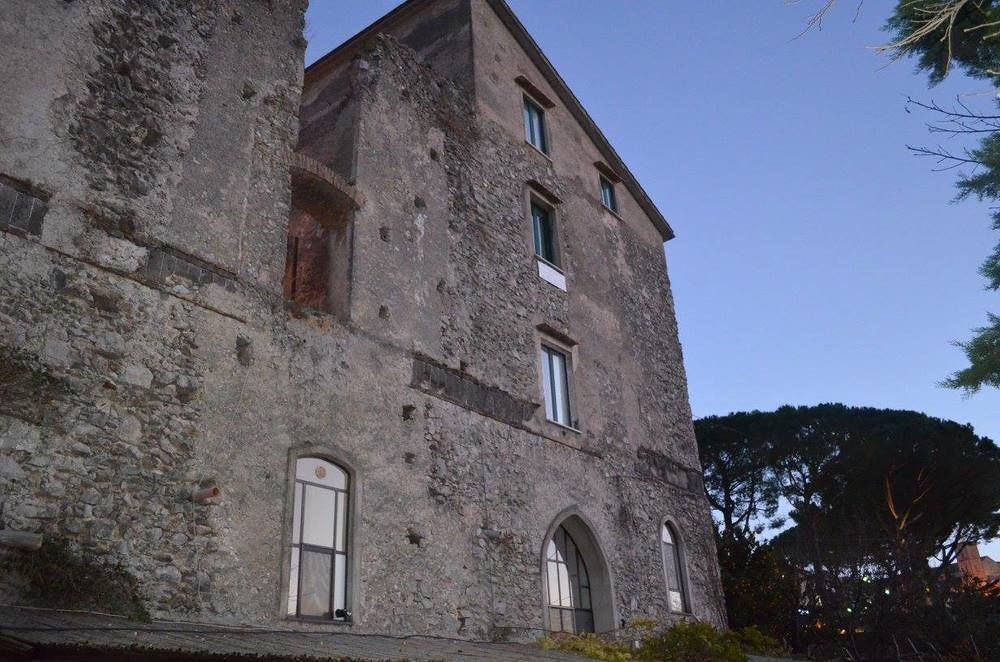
left=523, top=96, right=548, bottom=154
left=599, top=176, right=618, bottom=213
left=531, top=202, right=558, bottom=266
left=541, top=345, right=572, bottom=427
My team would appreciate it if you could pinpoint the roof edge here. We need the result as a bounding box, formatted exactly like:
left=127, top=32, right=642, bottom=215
left=304, top=0, right=675, bottom=241
left=304, top=0, right=431, bottom=83
left=482, top=0, right=674, bottom=241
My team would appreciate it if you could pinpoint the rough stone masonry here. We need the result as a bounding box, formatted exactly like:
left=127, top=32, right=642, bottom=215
left=0, top=0, right=726, bottom=641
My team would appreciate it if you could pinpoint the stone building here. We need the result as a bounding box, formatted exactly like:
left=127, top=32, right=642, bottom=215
left=952, top=544, right=1000, bottom=586
left=0, top=0, right=725, bottom=643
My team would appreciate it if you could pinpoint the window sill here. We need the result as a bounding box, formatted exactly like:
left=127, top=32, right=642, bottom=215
left=525, top=140, right=553, bottom=163
left=545, top=418, right=581, bottom=435
left=536, top=258, right=566, bottom=291
left=602, top=204, right=624, bottom=222
left=285, top=616, right=354, bottom=627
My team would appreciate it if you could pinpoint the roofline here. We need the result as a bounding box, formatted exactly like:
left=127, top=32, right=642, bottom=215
left=304, top=0, right=675, bottom=241
left=305, top=0, right=430, bottom=82
left=481, top=0, right=674, bottom=241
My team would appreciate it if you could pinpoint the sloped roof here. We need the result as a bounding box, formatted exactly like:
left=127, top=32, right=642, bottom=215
left=305, top=0, right=674, bottom=241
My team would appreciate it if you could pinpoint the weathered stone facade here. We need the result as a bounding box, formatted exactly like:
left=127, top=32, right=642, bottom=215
left=0, top=0, right=725, bottom=642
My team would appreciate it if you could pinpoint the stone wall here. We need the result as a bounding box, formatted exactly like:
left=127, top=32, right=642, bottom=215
left=0, top=0, right=307, bottom=618
left=0, top=0, right=725, bottom=640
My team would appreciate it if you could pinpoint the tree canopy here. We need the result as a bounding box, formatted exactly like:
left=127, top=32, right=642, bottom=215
left=697, top=404, right=1000, bottom=658
left=802, top=0, right=1000, bottom=391
left=886, top=0, right=1000, bottom=391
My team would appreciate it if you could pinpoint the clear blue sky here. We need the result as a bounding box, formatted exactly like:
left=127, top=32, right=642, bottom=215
left=304, top=1, right=998, bottom=558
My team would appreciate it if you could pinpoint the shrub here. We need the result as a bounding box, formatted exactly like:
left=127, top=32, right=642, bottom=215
left=539, top=621, right=768, bottom=662
left=4, top=539, right=150, bottom=621
left=638, top=622, right=747, bottom=662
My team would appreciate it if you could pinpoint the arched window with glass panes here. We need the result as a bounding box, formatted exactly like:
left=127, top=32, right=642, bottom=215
left=287, top=457, right=350, bottom=621
left=661, top=522, right=688, bottom=613
left=546, top=524, right=594, bottom=634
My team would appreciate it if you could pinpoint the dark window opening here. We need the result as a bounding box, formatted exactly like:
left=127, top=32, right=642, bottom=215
left=531, top=202, right=558, bottom=266
left=284, top=209, right=331, bottom=311
left=523, top=96, right=548, bottom=154
left=283, top=168, right=354, bottom=318
left=599, top=176, right=618, bottom=213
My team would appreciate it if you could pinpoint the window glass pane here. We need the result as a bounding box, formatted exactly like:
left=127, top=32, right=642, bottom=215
left=661, top=524, right=674, bottom=544
left=663, top=544, right=680, bottom=590
left=303, top=485, right=336, bottom=548
left=296, top=458, right=346, bottom=490
left=335, top=491, right=347, bottom=552
left=547, top=561, right=561, bottom=605
left=287, top=547, right=300, bottom=616
left=524, top=99, right=535, bottom=144
left=546, top=539, right=557, bottom=561
left=576, top=609, right=594, bottom=634
left=292, top=482, right=302, bottom=543
left=669, top=589, right=684, bottom=613
left=540, top=212, right=555, bottom=262
left=600, top=178, right=617, bottom=211
left=581, top=586, right=591, bottom=610
left=551, top=350, right=569, bottom=425
left=557, top=563, right=572, bottom=607
left=531, top=204, right=556, bottom=264
left=532, top=207, right=543, bottom=257
left=549, top=608, right=564, bottom=633
left=334, top=553, right=347, bottom=615
left=541, top=348, right=555, bottom=421
left=299, top=550, right=332, bottom=617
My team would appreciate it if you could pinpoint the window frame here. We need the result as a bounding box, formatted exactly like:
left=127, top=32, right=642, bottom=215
left=530, top=199, right=560, bottom=268
left=537, top=333, right=579, bottom=431
left=599, top=175, right=618, bottom=214
left=281, top=449, right=359, bottom=625
left=523, top=94, right=549, bottom=155
left=660, top=520, right=690, bottom=614
left=545, top=524, right=595, bottom=634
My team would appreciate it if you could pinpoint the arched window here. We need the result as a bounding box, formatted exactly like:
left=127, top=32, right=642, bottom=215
left=661, top=522, right=687, bottom=613
left=546, top=525, right=594, bottom=633
left=287, top=457, right=350, bottom=620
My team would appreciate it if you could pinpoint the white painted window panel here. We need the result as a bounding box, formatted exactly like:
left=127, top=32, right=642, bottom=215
left=538, top=260, right=566, bottom=291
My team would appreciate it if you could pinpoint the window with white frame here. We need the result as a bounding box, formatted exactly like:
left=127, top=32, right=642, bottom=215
left=661, top=522, right=688, bottom=613
left=523, top=96, right=548, bottom=154
left=531, top=201, right=558, bottom=266
left=599, top=175, right=618, bottom=213
left=541, top=344, right=572, bottom=427
left=288, top=457, right=350, bottom=621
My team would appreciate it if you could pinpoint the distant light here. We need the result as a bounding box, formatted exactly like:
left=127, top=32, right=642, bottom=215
left=884, top=589, right=891, bottom=595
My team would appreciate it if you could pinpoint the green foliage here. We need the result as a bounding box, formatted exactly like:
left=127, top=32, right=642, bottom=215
left=732, top=626, right=785, bottom=657
left=715, top=534, right=797, bottom=644
left=636, top=622, right=747, bottom=662
left=538, top=634, right=632, bottom=662
left=943, top=312, right=1000, bottom=393
left=884, top=0, right=1000, bottom=85
left=538, top=621, right=781, bottom=662
left=881, top=0, right=1000, bottom=391
left=4, top=540, right=150, bottom=622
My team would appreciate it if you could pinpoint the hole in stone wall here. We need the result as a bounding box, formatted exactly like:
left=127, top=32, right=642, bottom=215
left=406, top=527, right=424, bottom=546
left=282, top=183, right=352, bottom=317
